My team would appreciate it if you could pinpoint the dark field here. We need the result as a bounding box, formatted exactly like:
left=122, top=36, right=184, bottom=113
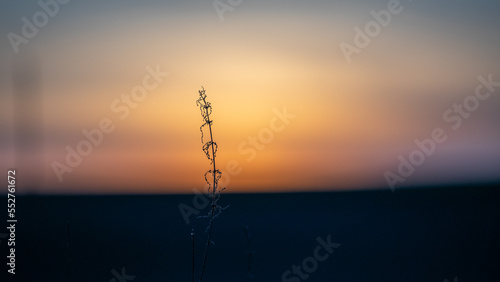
left=1, top=185, right=500, bottom=281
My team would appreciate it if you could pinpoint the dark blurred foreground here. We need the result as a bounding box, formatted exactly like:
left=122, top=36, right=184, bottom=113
left=1, top=185, right=499, bottom=281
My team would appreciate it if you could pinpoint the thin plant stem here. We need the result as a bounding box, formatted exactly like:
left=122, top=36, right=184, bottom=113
left=199, top=94, right=217, bottom=282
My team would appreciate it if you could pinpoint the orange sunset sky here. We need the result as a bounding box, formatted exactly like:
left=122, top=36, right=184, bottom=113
left=1, top=0, right=500, bottom=194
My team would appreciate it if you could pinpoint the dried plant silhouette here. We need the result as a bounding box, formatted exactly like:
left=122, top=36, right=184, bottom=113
left=195, top=87, right=226, bottom=281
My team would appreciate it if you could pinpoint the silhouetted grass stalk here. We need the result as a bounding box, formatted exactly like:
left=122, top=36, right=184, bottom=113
left=196, top=87, right=225, bottom=281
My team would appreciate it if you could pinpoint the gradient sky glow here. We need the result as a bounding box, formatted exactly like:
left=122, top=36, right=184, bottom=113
left=1, top=0, right=500, bottom=194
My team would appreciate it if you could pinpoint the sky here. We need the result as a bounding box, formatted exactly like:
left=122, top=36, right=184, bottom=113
left=0, top=0, right=499, bottom=194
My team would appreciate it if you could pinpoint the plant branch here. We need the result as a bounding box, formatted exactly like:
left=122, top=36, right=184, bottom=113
left=197, top=87, right=221, bottom=282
